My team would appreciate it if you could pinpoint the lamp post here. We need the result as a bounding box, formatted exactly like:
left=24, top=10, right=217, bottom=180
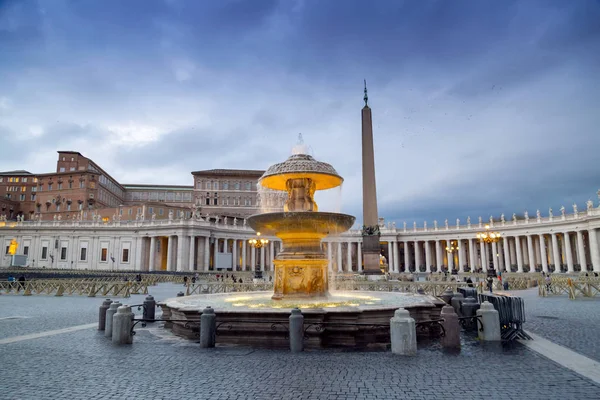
left=248, top=232, right=269, bottom=277
left=476, top=224, right=501, bottom=275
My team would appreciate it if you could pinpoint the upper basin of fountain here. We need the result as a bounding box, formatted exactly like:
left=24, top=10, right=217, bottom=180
left=247, top=211, right=355, bottom=238
left=259, top=153, right=343, bottom=191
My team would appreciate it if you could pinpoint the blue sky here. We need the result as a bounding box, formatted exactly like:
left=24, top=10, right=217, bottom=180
left=1, top=0, right=599, bottom=226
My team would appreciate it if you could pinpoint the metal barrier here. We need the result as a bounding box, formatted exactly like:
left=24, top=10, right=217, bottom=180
left=478, top=293, right=530, bottom=341
left=0, top=279, right=149, bottom=298
left=539, top=277, right=600, bottom=299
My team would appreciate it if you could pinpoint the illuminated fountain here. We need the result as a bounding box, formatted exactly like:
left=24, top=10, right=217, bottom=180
left=159, top=138, right=443, bottom=348
left=247, top=138, right=355, bottom=300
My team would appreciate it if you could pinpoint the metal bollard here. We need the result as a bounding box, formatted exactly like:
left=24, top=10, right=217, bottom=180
left=199, top=306, right=216, bottom=348
left=460, top=297, right=480, bottom=331
left=440, top=305, right=461, bottom=349
left=450, top=293, right=465, bottom=317
left=143, top=295, right=156, bottom=321
left=289, top=308, right=304, bottom=353
left=112, top=305, right=135, bottom=345
left=98, top=299, right=112, bottom=331
left=440, top=288, right=454, bottom=304
left=104, top=301, right=122, bottom=338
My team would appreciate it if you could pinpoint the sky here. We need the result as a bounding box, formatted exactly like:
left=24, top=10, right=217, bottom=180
left=1, top=0, right=599, bottom=227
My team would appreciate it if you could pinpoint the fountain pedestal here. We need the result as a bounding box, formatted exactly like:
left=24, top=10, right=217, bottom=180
left=273, top=259, right=328, bottom=299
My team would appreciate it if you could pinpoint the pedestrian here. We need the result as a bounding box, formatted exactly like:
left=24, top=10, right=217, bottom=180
left=486, top=276, right=493, bottom=293
left=466, top=277, right=474, bottom=288
left=183, top=276, right=188, bottom=286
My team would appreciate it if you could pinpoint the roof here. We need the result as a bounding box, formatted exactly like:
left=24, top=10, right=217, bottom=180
left=57, top=151, right=84, bottom=156
left=123, top=184, right=194, bottom=191
left=191, top=169, right=265, bottom=177
left=0, top=170, right=33, bottom=176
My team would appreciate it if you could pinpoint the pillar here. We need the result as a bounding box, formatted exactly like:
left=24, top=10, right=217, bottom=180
left=166, top=235, right=174, bottom=271
left=447, top=242, right=454, bottom=271
left=241, top=239, right=247, bottom=271
left=204, top=236, right=210, bottom=271
left=468, top=239, right=476, bottom=272
left=551, top=233, right=561, bottom=273
left=393, top=241, right=399, bottom=273
left=250, top=245, right=256, bottom=271
left=414, top=241, right=421, bottom=271
left=213, top=237, right=219, bottom=270
left=425, top=241, right=432, bottom=273
left=503, top=237, right=511, bottom=272
left=358, top=242, right=363, bottom=272
left=269, top=241, right=274, bottom=271
left=526, top=235, right=535, bottom=273
left=188, top=235, right=196, bottom=271
left=538, top=234, right=548, bottom=273
left=404, top=242, right=410, bottom=272
left=337, top=242, right=343, bottom=273
left=589, top=228, right=600, bottom=272
left=327, top=242, right=333, bottom=272
left=148, top=236, right=156, bottom=271
left=135, top=236, right=143, bottom=271
left=515, top=236, right=523, bottom=273
left=480, top=241, right=486, bottom=272
left=564, top=232, right=574, bottom=273
left=231, top=239, right=237, bottom=271
left=435, top=240, right=442, bottom=272
left=348, top=242, right=354, bottom=272
left=491, top=241, right=499, bottom=272
left=458, top=240, right=465, bottom=273
left=387, top=241, right=393, bottom=272
left=260, top=246, right=265, bottom=272
left=576, top=231, right=588, bottom=272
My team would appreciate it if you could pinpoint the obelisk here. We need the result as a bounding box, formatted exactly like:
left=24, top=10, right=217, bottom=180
left=361, top=80, right=381, bottom=274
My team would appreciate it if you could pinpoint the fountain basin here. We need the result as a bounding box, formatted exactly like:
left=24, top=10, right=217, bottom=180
left=158, top=291, right=445, bottom=348
left=247, top=212, right=355, bottom=239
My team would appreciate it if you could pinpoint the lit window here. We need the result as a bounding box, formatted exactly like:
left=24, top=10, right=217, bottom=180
left=15, top=177, right=19, bottom=183
left=100, top=248, right=108, bottom=262
left=21, top=186, right=26, bottom=192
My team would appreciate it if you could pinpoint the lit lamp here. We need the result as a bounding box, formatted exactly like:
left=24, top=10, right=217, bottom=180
left=445, top=240, right=459, bottom=253
left=476, top=224, right=501, bottom=244
left=249, top=232, right=269, bottom=249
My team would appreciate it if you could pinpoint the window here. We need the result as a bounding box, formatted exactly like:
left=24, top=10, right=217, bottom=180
left=70, top=167, right=75, bottom=171
left=128, top=209, right=132, bottom=215
left=90, top=182, right=95, bottom=189
left=60, top=247, right=67, bottom=260
left=205, top=198, right=210, bottom=205
left=23, top=246, right=29, bottom=256
left=158, top=208, right=163, bottom=215
left=223, top=197, right=228, bottom=205
left=62, top=157, right=65, bottom=161
left=148, top=207, right=153, bottom=214
left=56, top=204, right=60, bottom=212
left=213, top=198, right=218, bottom=205
left=6, top=193, right=11, bottom=199
left=32, top=186, right=37, bottom=192
left=5, top=245, right=9, bottom=255
left=68, top=181, right=72, bottom=189
left=122, top=249, right=129, bottom=263
left=48, top=184, right=52, bottom=191
left=80, top=248, right=87, bottom=261
left=67, top=204, right=71, bottom=211
left=234, top=182, right=240, bottom=190
left=58, top=183, right=62, bottom=190
left=119, top=208, right=123, bottom=215
left=0, top=177, right=3, bottom=182
left=100, top=248, right=108, bottom=262
left=22, top=177, right=27, bottom=183
left=15, top=177, right=19, bottom=183
left=33, top=177, right=38, bottom=183
left=245, top=182, right=251, bottom=190
left=70, top=157, right=74, bottom=162
left=31, top=194, right=36, bottom=201
left=59, top=167, right=65, bottom=172
left=223, top=182, right=229, bottom=190
left=19, top=194, right=25, bottom=201
left=213, top=182, right=218, bottom=190
left=80, top=181, right=85, bottom=188
left=21, top=186, right=26, bottom=192
left=8, top=177, right=14, bottom=182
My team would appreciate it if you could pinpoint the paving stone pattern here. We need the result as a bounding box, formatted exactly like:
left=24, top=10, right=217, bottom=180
left=517, top=287, right=600, bottom=362
left=1, top=284, right=600, bottom=399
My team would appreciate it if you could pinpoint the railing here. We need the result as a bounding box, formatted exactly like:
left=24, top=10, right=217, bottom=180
left=0, top=279, right=149, bottom=298
left=332, top=280, right=465, bottom=296
left=186, top=282, right=274, bottom=295
left=478, top=293, right=530, bottom=341
left=539, top=277, right=600, bottom=299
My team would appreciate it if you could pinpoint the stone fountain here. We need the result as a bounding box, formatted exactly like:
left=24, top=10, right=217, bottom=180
left=247, top=142, right=355, bottom=300
left=158, top=139, right=443, bottom=348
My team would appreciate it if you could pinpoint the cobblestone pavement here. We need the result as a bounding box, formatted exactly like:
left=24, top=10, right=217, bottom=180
left=514, top=287, right=600, bottom=362
left=1, top=285, right=600, bottom=399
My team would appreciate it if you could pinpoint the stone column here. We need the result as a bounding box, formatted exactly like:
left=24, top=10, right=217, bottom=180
left=269, top=241, right=274, bottom=271
left=458, top=240, right=465, bottom=273
left=447, top=242, right=454, bottom=271
left=589, top=228, right=600, bottom=272
left=134, top=236, right=143, bottom=271
left=337, top=242, right=343, bottom=273
left=435, top=240, right=443, bottom=272
left=260, top=246, right=265, bottom=271
left=346, top=242, right=353, bottom=272
left=563, top=232, right=574, bottom=273
left=468, top=239, right=476, bottom=272
left=404, top=242, right=410, bottom=272
left=576, top=231, right=588, bottom=272
left=166, top=235, right=174, bottom=272
left=491, top=241, right=499, bottom=272
left=387, top=241, right=393, bottom=272
left=357, top=242, right=363, bottom=272
left=250, top=245, right=256, bottom=271
left=515, top=236, right=523, bottom=273
left=176, top=235, right=185, bottom=271
left=425, top=241, right=432, bottom=273
left=479, top=241, right=486, bottom=272
left=414, top=241, right=421, bottom=271
left=204, top=236, right=210, bottom=271
left=393, top=241, right=399, bottom=273
left=231, top=239, right=237, bottom=271
left=149, top=236, right=156, bottom=271
left=551, top=233, right=561, bottom=273
left=327, top=242, right=333, bottom=272
left=526, top=235, right=535, bottom=273
left=213, top=237, right=219, bottom=270
left=189, top=235, right=196, bottom=271
left=241, top=239, right=247, bottom=271
left=502, top=237, right=511, bottom=272
left=538, top=234, right=548, bottom=273
left=497, top=241, right=505, bottom=272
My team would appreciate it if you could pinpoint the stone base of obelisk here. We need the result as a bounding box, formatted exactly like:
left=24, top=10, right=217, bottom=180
left=361, top=235, right=383, bottom=275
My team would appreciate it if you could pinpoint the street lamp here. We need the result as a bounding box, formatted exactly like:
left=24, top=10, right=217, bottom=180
left=248, top=232, right=269, bottom=249
left=476, top=224, right=501, bottom=244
